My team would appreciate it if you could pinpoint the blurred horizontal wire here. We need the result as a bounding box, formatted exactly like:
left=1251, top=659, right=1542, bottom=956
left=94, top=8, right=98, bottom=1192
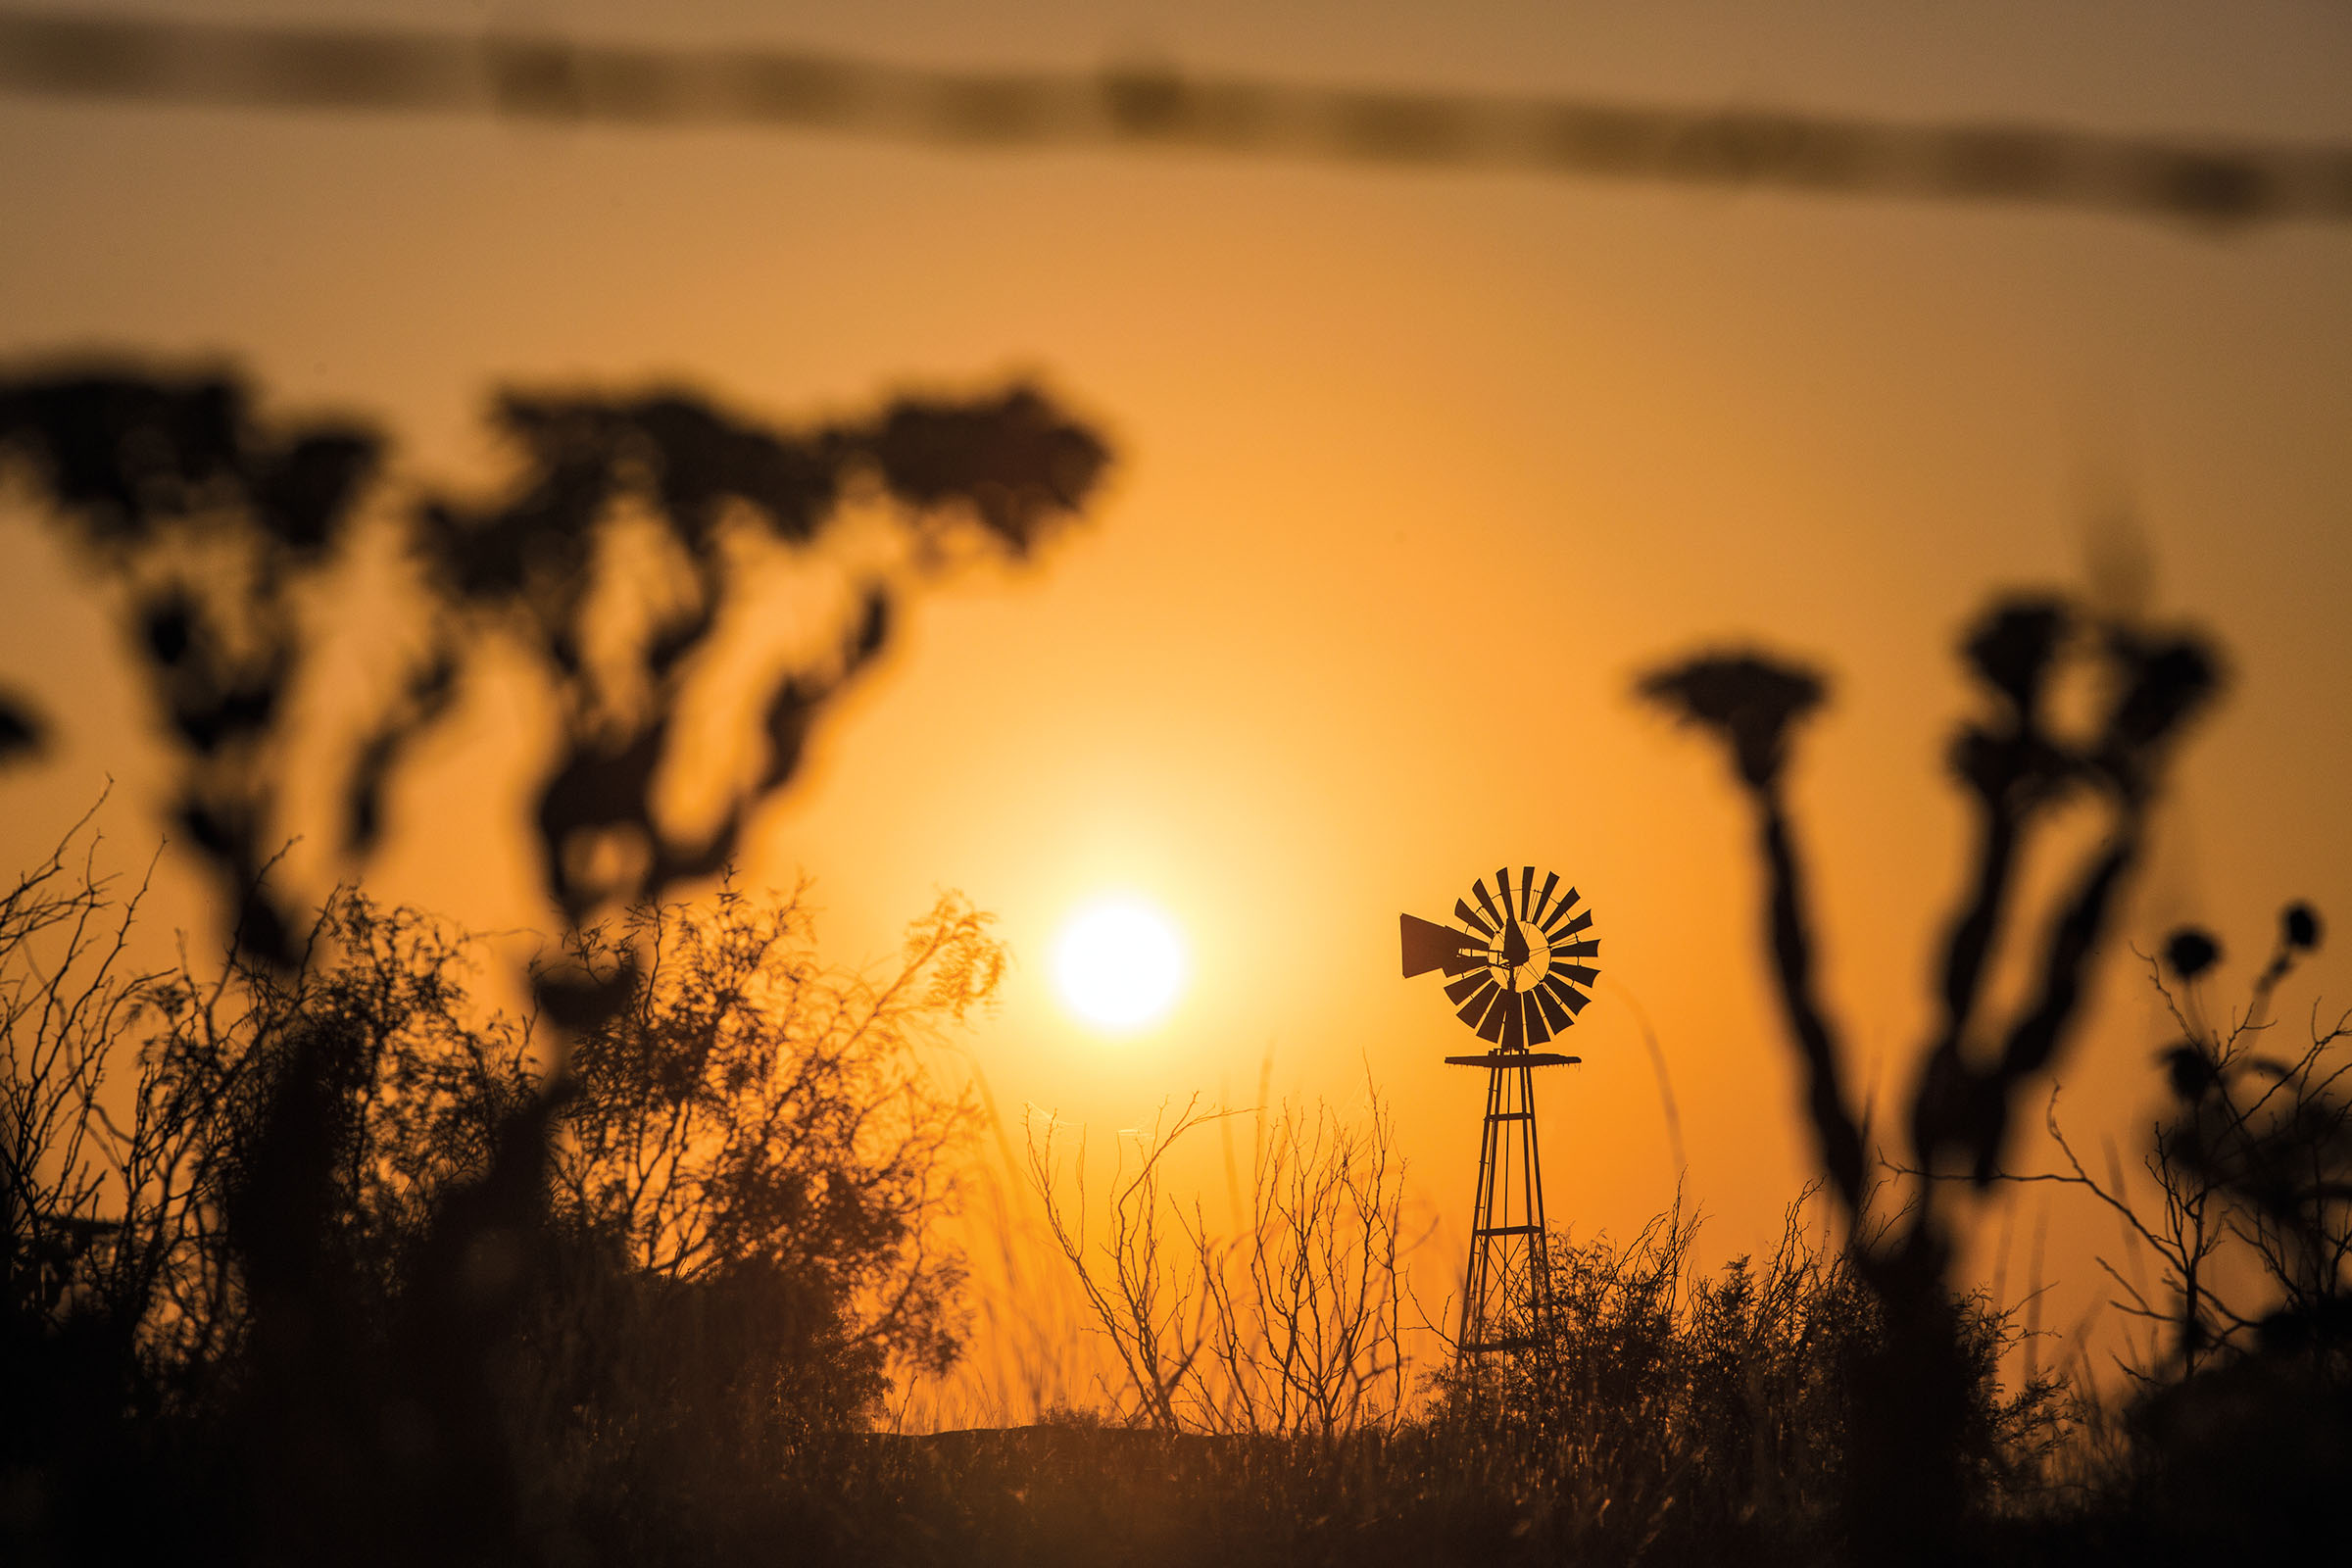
left=3, top=8, right=2350, bottom=229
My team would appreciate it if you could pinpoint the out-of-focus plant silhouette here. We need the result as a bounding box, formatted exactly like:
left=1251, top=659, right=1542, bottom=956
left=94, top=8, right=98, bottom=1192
left=413, top=384, right=1105, bottom=967
left=1638, top=591, right=2221, bottom=1562
left=0, top=686, right=45, bottom=765
left=0, top=371, right=385, bottom=967
left=0, top=365, right=1107, bottom=1004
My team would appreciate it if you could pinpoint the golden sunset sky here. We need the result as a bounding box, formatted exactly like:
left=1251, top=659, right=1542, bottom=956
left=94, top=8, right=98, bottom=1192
left=5, top=0, right=2351, bottom=1408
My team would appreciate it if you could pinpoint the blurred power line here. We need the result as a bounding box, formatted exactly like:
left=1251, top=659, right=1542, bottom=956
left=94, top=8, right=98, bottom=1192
left=3, top=8, right=2349, bottom=230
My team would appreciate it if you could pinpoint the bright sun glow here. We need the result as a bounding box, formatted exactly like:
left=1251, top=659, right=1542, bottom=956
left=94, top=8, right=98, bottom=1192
left=1053, top=896, right=1187, bottom=1033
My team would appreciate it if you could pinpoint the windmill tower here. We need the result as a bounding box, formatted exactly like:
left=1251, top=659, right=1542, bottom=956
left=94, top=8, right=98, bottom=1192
left=1400, top=866, right=1600, bottom=1358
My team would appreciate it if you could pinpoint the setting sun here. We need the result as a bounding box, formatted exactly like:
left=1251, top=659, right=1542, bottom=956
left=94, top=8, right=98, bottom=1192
left=1053, top=896, right=1188, bottom=1032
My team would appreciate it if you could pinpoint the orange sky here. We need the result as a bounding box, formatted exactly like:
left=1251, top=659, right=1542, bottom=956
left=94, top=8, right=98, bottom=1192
left=5, top=0, right=2352, bottom=1414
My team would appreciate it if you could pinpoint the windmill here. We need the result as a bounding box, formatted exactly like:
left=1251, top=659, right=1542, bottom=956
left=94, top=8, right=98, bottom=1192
left=1400, top=866, right=1599, bottom=1358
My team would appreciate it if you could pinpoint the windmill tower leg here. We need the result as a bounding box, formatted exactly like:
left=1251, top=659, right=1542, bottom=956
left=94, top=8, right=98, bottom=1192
left=1458, top=1057, right=1554, bottom=1359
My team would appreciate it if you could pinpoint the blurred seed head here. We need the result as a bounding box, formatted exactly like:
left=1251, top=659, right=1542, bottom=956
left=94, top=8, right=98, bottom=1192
left=2094, top=629, right=2224, bottom=798
left=2158, top=1042, right=2219, bottom=1102
left=1960, top=596, right=2072, bottom=721
left=2164, top=927, right=2222, bottom=982
left=1637, top=651, right=1828, bottom=791
left=0, top=692, right=45, bottom=764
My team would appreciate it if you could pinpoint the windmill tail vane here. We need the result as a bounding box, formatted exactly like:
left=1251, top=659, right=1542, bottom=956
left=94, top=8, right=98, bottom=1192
left=1401, top=865, right=1601, bottom=1362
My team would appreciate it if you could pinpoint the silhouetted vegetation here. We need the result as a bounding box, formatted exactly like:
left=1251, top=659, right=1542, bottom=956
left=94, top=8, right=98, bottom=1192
left=4, top=815, right=2340, bottom=1564
left=1434, top=1200, right=2068, bottom=1564
left=1636, top=590, right=2352, bottom=1561
left=3, top=825, right=1005, bottom=1564
left=1015, top=1085, right=2070, bottom=1561
left=1990, top=905, right=2352, bottom=1561
left=841, top=1195, right=2068, bottom=1568
left=0, top=364, right=1107, bottom=993
left=1027, top=1088, right=1413, bottom=1436
left=0, top=357, right=1111, bottom=1561
left=0, top=791, right=2078, bottom=1568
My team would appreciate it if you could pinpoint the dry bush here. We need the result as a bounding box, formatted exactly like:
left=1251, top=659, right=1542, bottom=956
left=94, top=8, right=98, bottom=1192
left=2, top=853, right=1004, bottom=1565
left=1994, top=906, right=2352, bottom=1562
left=1436, top=1195, right=2072, bottom=1562
left=1, top=806, right=172, bottom=1358
left=548, top=879, right=998, bottom=1383
left=1026, top=1086, right=1415, bottom=1436
left=2014, top=906, right=2349, bottom=1379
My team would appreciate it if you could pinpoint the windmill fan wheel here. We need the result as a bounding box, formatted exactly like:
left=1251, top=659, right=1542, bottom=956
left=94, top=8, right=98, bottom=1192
left=1398, top=867, right=1600, bottom=1051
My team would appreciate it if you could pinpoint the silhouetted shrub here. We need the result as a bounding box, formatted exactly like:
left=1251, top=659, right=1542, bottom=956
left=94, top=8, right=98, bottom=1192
left=1420, top=1198, right=2069, bottom=1565
left=1028, top=1089, right=1411, bottom=1437
left=2013, top=903, right=2352, bottom=1563
left=816, top=1199, right=2067, bottom=1568
left=2, top=842, right=1000, bottom=1566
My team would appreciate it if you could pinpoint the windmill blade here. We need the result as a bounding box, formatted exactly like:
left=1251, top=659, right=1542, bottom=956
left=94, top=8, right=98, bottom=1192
left=1542, top=975, right=1593, bottom=1015
left=1541, top=888, right=1581, bottom=932
left=1472, top=878, right=1504, bottom=930
left=1530, top=870, right=1560, bottom=924
left=1445, top=969, right=1494, bottom=1005
left=1454, top=977, right=1499, bottom=1027
left=1533, top=983, right=1573, bottom=1033
left=1475, top=986, right=1514, bottom=1044
left=1494, top=869, right=1516, bottom=921
left=1544, top=906, right=1592, bottom=941
left=1519, top=867, right=1536, bottom=917
left=1524, top=993, right=1554, bottom=1046
left=1552, top=938, right=1599, bottom=959
left=1547, top=960, right=1599, bottom=987
left=1455, top=898, right=1495, bottom=938
left=1441, top=945, right=1491, bottom=977
left=1402, top=912, right=1485, bottom=978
